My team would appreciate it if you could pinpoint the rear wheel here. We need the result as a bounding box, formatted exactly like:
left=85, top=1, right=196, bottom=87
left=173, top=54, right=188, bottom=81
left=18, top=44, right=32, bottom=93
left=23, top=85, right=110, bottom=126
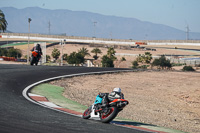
left=100, top=107, right=118, bottom=123
left=82, top=107, right=92, bottom=119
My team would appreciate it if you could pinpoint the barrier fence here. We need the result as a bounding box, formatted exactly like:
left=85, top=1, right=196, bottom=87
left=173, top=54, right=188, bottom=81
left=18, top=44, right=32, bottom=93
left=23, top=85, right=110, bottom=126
left=1, top=33, right=200, bottom=43
left=170, top=58, right=200, bottom=66
left=0, top=56, right=16, bottom=61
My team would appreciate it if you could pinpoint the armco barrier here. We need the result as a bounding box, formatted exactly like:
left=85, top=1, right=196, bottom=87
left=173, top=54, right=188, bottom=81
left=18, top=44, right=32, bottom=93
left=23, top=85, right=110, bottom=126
left=16, top=59, right=27, bottom=62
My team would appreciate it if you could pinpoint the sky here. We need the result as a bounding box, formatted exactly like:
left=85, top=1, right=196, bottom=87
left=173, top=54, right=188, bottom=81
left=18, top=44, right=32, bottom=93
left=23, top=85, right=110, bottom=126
left=0, top=0, right=200, bottom=33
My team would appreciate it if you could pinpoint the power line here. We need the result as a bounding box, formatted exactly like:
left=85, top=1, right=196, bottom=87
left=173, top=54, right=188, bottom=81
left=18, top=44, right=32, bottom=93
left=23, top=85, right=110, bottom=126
left=93, top=21, right=97, bottom=38
left=186, top=25, right=190, bottom=40
left=48, top=21, right=51, bottom=35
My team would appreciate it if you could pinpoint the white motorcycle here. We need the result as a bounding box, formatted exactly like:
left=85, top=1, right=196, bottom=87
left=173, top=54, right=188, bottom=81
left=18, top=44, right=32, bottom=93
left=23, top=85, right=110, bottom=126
left=82, top=98, right=129, bottom=123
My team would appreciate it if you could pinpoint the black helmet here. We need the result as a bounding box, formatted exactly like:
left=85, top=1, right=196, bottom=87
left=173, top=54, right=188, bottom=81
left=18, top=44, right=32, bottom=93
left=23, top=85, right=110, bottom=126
left=37, top=44, right=40, bottom=47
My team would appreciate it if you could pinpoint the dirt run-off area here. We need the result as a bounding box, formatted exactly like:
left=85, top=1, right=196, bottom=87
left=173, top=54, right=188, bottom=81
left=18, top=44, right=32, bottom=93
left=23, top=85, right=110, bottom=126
left=50, top=71, right=200, bottom=133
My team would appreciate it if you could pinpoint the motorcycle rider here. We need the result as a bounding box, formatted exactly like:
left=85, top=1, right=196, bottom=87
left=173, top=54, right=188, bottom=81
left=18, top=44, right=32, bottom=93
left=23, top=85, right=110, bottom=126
left=83, top=87, right=128, bottom=122
left=94, top=87, right=124, bottom=108
left=31, top=44, right=43, bottom=59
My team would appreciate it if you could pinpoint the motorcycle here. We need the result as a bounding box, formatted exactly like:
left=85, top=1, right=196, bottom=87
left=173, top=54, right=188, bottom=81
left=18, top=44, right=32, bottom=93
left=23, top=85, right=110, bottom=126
left=30, top=51, right=40, bottom=66
left=83, top=98, right=129, bottom=123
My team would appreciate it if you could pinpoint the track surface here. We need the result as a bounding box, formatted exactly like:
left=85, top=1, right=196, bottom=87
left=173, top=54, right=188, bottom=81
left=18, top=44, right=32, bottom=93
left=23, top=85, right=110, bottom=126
left=0, top=64, right=147, bottom=133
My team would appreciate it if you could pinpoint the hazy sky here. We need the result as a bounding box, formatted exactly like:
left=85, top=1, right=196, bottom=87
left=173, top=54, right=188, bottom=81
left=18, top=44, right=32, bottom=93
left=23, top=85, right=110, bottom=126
left=0, top=0, right=200, bottom=32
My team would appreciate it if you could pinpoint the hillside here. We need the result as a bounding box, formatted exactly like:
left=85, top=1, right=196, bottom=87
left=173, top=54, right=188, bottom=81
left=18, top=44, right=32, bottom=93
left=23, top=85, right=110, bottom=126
left=1, top=7, right=200, bottom=40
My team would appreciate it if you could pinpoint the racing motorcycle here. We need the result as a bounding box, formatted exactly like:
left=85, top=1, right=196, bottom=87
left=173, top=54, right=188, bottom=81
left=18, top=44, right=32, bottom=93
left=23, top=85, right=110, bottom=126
left=83, top=98, right=129, bottom=123
left=30, top=51, right=40, bottom=66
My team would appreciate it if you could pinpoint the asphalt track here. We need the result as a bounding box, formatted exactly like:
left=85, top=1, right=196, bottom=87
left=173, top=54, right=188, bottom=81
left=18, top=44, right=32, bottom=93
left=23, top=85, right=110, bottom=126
left=0, top=64, right=148, bottom=133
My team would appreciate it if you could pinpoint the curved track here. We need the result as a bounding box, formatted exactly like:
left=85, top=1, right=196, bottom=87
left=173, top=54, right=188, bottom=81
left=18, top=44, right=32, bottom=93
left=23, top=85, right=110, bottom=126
left=0, top=64, right=147, bottom=133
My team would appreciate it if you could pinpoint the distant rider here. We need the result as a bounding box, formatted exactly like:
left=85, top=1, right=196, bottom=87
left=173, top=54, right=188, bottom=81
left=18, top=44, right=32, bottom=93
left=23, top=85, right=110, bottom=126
left=31, top=44, right=43, bottom=59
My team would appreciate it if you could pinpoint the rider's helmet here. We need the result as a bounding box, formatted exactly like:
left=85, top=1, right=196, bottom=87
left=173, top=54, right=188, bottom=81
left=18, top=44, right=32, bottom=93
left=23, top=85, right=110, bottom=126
left=113, top=88, right=121, bottom=93
left=36, top=44, right=40, bottom=47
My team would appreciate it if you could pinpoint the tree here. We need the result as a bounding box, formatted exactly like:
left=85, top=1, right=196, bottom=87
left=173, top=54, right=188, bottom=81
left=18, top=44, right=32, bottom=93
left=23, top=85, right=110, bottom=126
left=136, top=52, right=152, bottom=64
left=132, top=60, right=139, bottom=69
left=101, top=55, right=114, bottom=67
left=152, top=55, right=172, bottom=69
left=51, top=48, right=60, bottom=61
left=67, top=52, right=85, bottom=65
left=144, top=52, right=152, bottom=63
left=0, top=10, right=8, bottom=32
left=91, top=48, right=102, bottom=60
left=0, top=48, right=8, bottom=56
left=63, top=54, right=68, bottom=60
left=136, top=54, right=144, bottom=63
left=101, top=47, right=116, bottom=67
left=107, top=47, right=116, bottom=59
left=7, top=48, right=22, bottom=58
left=78, top=47, right=90, bottom=57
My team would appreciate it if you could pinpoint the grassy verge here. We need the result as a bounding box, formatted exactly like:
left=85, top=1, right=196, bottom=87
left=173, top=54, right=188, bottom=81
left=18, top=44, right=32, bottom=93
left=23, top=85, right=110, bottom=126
left=31, top=83, right=88, bottom=113
left=0, top=42, right=35, bottom=47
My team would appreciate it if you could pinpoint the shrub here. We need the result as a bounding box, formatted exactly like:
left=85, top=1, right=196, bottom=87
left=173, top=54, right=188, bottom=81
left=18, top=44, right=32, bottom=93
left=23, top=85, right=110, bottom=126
left=182, top=66, right=195, bottom=71
left=152, top=55, right=172, bottom=69
left=46, top=55, right=51, bottom=62
left=63, top=54, right=68, bottom=61
left=101, top=55, right=114, bottom=67
left=132, top=60, right=139, bottom=69
left=139, top=65, right=149, bottom=69
left=121, top=57, right=126, bottom=61
left=0, top=48, right=8, bottom=56
left=136, top=52, right=152, bottom=64
left=172, top=63, right=186, bottom=66
left=51, top=48, right=60, bottom=60
left=67, top=52, right=85, bottom=65
left=7, top=48, right=22, bottom=58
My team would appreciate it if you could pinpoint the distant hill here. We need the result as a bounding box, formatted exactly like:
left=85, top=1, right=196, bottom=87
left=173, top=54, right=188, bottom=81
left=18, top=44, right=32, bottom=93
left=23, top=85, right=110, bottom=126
left=1, top=7, right=200, bottom=40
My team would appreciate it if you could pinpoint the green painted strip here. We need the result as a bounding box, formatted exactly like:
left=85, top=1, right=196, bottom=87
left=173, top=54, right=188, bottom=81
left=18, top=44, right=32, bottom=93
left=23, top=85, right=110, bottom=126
left=0, top=42, right=35, bottom=47
left=31, top=83, right=88, bottom=113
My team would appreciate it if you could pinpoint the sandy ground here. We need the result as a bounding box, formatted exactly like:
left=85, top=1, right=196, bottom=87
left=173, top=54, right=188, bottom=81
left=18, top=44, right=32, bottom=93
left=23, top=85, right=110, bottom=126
left=50, top=71, right=200, bottom=133
left=46, top=43, right=200, bottom=69
left=46, top=43, right=200, bottom=59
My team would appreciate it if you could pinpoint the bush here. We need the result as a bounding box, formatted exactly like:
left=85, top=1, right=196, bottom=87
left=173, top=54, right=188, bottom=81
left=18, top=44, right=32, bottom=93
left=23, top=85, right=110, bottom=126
left=46, top=55, right=51, bottom=62
left=132, top=60, right=139, bottom=69
left=51, top=48, right=60, bottom=61
left=0, top=48, right=8, bottom=56
left=121, top=57, right=126, bottom=61
left=182, top=66, right=195, bottom=71
left=63, top=54, right=68, bottom=61
left=152, top=55, right=172, bottom=69
left=0, top=48, right=22, bottom=58
left=139, top=65, right=149, bottom=69
left=6, top=48, right=22, bottom=58
left=136, top=52, right=152, bottom=64
left=67, top=52, right=85, bottom=65
left=172, top=63, right=186, bottom=66
left=101, top=55, right=114, bottom=67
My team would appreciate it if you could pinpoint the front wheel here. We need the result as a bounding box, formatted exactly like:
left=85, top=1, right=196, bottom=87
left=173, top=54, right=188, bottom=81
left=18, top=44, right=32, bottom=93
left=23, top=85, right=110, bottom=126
left=100, top=107, right=118, bottom=123
left=82, top=107, right=92, bottom=119
left=30, top=57, right=35, bottom=65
